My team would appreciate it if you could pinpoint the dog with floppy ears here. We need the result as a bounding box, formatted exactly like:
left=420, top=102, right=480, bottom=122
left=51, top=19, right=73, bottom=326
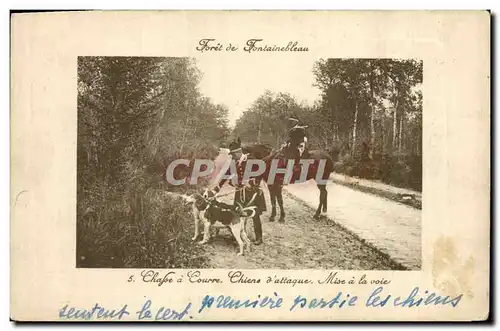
left=170, top=188, right=257, bottom=256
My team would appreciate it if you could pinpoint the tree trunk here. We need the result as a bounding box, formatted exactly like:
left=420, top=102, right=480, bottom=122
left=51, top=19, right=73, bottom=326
left=398, top=113, right=404, bottom=155
left=352, top=100, right=358, bottom=157
left=418, top=127, right=422, bottom=156
left=370, top=105, right=375, bottom=159
left=257, top=116, right=262, bottom=143
left=392, top=96, right=399, bottom=152
left=381, top=118, right=385, bottom=155
left=392, top=108, right=397, bottom=151
left=388, top=75, right=401, bottom=154
left=368, top=73, right=376, bottom=159
left=335, top=105, right=340, bottom=140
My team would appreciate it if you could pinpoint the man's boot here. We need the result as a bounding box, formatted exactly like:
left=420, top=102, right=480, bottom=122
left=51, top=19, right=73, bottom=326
left=253, top=213, right=263, bottom=245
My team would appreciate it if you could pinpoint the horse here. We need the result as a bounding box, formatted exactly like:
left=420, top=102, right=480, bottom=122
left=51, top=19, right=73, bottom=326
left=226, top=138, right=339, bottom=222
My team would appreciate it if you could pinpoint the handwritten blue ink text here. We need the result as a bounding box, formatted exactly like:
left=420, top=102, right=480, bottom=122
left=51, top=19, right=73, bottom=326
left=59, top=303, right=130, bottom=320
left=366, top=286, right=463, bottom=308
left=290, top=292, right=358, bottom=311
left=198, top=293, right=283, bottom=313
left=136, top=299, right=192, bottom=320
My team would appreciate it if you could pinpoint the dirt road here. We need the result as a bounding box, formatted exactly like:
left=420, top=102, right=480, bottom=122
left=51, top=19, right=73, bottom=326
left=197, top=184, right=407, bottom=270
left=285, top=180, right=421, bottom=270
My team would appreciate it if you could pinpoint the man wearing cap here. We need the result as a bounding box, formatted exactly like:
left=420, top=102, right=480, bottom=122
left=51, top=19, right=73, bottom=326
left=212, top=138, right=266, bottom=245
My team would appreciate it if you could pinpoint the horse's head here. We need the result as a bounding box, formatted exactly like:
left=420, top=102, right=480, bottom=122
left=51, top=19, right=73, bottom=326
left=298, top=141, right=306, bottom=157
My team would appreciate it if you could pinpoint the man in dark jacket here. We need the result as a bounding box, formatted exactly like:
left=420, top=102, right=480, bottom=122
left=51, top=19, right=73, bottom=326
left=213, top=138, right=266, bottom=245
left=282, top=117, right=310, bottom=168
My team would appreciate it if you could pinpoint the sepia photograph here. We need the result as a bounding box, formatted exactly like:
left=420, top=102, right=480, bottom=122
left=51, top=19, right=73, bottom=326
left=77, top=56, right=423, bottom=271
left=11, top=10, right=490, bottom=322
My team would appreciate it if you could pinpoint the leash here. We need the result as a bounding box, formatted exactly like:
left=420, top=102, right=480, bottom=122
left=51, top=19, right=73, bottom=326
left=236, top=205, right=257, bottom=218
left=165, top=185, right=259, bottom=217
left=209, top=185, right=258, bottom=207
left=210, top=184, right=259, bottom=200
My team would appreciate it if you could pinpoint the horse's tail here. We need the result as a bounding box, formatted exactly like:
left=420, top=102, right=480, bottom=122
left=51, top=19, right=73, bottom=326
left=327, top=155, right=335, bottom=173
left=325, top=155, right=335, bottom=176
left=317, top=154, right=335, bottom=181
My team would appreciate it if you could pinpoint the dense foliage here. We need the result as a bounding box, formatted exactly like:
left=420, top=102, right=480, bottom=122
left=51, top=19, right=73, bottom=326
left=77, top=57, right=229, bottom=267
left=233, top=59, right=423, bottom=191
left=77, top=57, right=422, bottom=268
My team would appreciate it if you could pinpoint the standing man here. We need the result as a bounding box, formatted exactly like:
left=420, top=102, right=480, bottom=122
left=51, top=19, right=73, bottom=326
left=212, top=138, right=266, bottom=245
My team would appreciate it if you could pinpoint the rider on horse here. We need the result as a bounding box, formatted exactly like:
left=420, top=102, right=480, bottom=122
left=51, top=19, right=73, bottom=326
left=281, top=117, right=310, bottom=164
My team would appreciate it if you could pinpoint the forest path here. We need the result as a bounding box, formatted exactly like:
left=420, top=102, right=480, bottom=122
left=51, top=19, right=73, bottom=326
left=284, top=179, right=421, bottom=270
left=199, top=183, right=409, bottom=270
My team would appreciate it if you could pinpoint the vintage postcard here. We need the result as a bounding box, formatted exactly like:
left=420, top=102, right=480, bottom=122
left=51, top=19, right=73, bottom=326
left=10, top=10, right=490, bottom=322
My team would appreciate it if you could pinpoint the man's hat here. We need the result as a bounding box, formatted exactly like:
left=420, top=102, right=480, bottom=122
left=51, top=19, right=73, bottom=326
left=228, top=137, right=242, bottom=153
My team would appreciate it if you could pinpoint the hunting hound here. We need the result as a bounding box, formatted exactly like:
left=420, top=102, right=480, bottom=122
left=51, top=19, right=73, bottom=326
left=169, top=188, right=257, bottom=256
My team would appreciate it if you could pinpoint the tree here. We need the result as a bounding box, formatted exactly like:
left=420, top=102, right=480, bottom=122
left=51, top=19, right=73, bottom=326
left=78, top=56, right=230, bottom=194
left=233, top=91, right=307, bottom=147
left=313, top=59, right=372, bottom=156
left=78, top=56, right=167, bottom=184
left=379, top=59, right=423, bottom=156
left=312, top=58, right=422, bottom=159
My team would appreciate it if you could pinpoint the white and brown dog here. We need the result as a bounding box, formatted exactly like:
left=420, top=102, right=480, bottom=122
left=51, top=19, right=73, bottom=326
left=173, top=188, right=257, bottom=256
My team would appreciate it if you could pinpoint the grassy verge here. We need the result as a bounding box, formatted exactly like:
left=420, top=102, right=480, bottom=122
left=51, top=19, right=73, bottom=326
left=76, top=175, right=210, bottom=269
left=330, top=176, right=422, bottom=210
left=333, top=153, right=422, bottom=193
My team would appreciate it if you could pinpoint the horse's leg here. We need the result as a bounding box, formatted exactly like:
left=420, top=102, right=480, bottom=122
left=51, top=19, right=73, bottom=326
left=314, top=184, right=326, bottom=220
left=322, top=185, right=328, bottom=213
left=269, top=185, right=276, bottom=222
left=276, top=185, right=286, bottom=223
